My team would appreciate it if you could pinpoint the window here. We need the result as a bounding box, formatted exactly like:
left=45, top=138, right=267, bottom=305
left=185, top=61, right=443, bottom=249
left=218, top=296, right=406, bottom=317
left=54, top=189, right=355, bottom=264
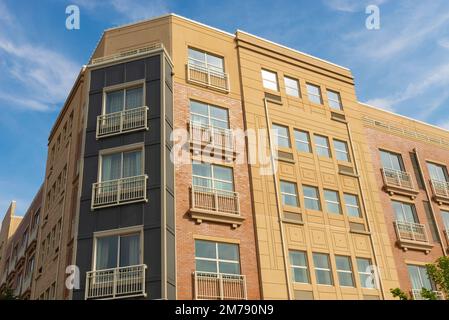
left=314, top=135, right=331, bottom=158
left=324, top=190, right=341, bottom=214
left=26, top=255, right=35, bottom=276
left=333, top=140, right=350, bottom=162
left=344, top=194, right=361, bottom=217
left=442, top=211, right=449, bottom=231
left=192, top=161, right=234, bottom=192
left=313, top=253, right=333, bottom=285
left=392, top=201, right=418, bottom=223
left=407, top=265, right=434, bottom=291
left=284, top=76, right=300, bottom=98
left=95, top=232, right=141, bottom=270
left=272, top=124, right=291, bottom=148
left=280, top=181, right=299, bottom=207
left=335, top=256, right=354, bottom=287
left=100, top=149, right=143, bottom=182
left=356, top=258, right=376, bottom=289
left=33, top=210, right=40, bottom=230
left=303, top=185, right=321, bottom=210
left=289, top=251, right=310, bottom=283
left=195, top=240, right=240, bottom=274
left=327, top=90, right=342, bottom=110
left=380, top=150, right=403, bottom=171
left=427, top=162, right=448, bottom=182
left=190, top=100, right=229, bottom=129
left=306, top=83, right=323, bottom=104
left=294, top=130, right=311, bottom=153
left=188, top=48, right=224, bottom=73
left=105, top=86, right=144, bottom=114
left=261, top=69, right=279, bottom=91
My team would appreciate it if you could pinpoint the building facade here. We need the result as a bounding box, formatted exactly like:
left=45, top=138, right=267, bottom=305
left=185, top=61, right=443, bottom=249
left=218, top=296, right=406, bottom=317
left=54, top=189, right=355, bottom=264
left=0, top=13, right=447, bottom=300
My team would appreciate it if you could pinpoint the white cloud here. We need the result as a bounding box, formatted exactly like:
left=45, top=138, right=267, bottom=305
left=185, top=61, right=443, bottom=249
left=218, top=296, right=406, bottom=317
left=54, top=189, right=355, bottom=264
left=438, top=38, right=449, bottom=49
left=74, top=0, right=169, bottom=22
left=324, top=0, right=388, bottom=13
left=0, top=2, right=80, bottom=112
left=363, top=98, right=395, bottom=112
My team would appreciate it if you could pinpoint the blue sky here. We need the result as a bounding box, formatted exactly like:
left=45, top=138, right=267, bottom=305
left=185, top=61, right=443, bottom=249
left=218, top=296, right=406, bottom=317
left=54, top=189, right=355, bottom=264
left=1, top=0, right=449, bottom=220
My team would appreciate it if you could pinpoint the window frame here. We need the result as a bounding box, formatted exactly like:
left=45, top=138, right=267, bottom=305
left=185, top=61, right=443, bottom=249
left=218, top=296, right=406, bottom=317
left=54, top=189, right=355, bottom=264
left=302, top=185, right=321, bottom=211
left=380, top=150, right=404, bottom=171
left=102, top=80, right=146, bottom=115
left=392, top=200, right=418, bottom=223
left=280, top=180, right=299, bottom=207
left=306, top=83, right=323, bottom=105
left=333, top=139, right=350, bottom=162
left=326, top=89, right=343, bottom=110
left=289, top=250, right=310, bottom=284
left=190, top=100, right=230, bottom=130
left=194, top=239, right=241, bottom=275
left=344, top=193, right=362, bottom=218
left=192, top=161, right=235, bottom=192
left=294, top=129, right=311, bottom=153
left=427, top=162, right=449, bottom=182
left=188, top=47, right=225, bottom=73
left=261, top=69, right=279, bottom=91
left=356, top=257, right=376, bottom=289
left=272, top=124, right=291, bottom=148
left=284, top=76, right=301, bottom=98
left=314, top=134, right=331, bottom=158
left=324, top=189, right=342, bottom=215
left=98, top=144, right=145, bottom=183
left=92, top=226, right=143, bottom=271
left=313, top=253, right=333, bottom=286
left=335, top=255, right=355, bottom=287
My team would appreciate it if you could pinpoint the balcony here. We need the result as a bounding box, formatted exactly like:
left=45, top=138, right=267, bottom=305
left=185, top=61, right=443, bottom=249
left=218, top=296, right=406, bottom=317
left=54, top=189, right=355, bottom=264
left=187, top=61, right=230, bottom=92
left=189, top=122, right=234, bottom=159
left=91, top=175, right=148, bottom=209
left=430, top=179, right=449, bottom=206
left=411, top=289, right=445, bottom=300
left=190, top=186, right=244, bottom=228
left=85, top=264, right=147, bottom=300
left=96, top=106, right=148, bottom=139
left=381, top=168, right=418, bottom=199
left=394, top=221, right=433, bottom=253
left=193, top=272, right=247, bottom=300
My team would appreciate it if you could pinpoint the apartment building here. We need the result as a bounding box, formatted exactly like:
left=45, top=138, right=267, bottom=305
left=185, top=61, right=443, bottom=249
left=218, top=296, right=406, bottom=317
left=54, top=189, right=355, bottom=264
left=0, top=13, right=448, bottom=300
left=0, top=187, right=43, bottom=299
left=355, top=104, right=449, bottom=300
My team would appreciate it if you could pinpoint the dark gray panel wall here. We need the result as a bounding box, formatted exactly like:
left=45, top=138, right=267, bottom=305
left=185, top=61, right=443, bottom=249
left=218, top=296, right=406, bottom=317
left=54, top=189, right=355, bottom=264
left=73, top=53, right=175, bottom=300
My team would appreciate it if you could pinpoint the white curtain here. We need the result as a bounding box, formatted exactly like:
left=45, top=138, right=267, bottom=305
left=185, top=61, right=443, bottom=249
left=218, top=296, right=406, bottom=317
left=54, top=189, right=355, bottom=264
left=123, top=151, right=142, bottom=178
left=106, top=90, right=124, bottom=114
left=101, top=153, right=121, bottom=181
left=96, top=236, right=118, bottom=270
left=125, top=87, right=143, bottom=110
left=120, top=234, right=140, bottom=267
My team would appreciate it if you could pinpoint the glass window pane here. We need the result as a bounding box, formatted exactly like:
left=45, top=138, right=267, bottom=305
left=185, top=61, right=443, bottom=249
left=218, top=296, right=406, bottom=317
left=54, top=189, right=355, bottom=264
left=284, top=77, right=299, bottom=97
left=125, top=87, right=143, bottom=109
left=289, top=251, right=307, bottom=266
left=293, top=267, right=309, bottom=283
left=357, top=258, right=370, bottom=273
left=101, top=153, right=122, bottom=181
left=261, top=70, right=278, bottom=91
left=196, top=259, right=217, bottom=273
left=282, top=194, right=298, bottom=207
left=316, top=270, right=332, bottom=285
left=214, top=181, right=233, bottom=192
left=192, top=162, right=212, bottom=177
left=219, top=262, right=240, bottom=274
left=119, top=234, right=140, bottom=267
left=206, top=54, right=224, bottom=71
left=307, top=84, right=322, bottom=104
left=442, top=211, right=449, bottom=230
left=294, top=130, right=311, bottom=152
left=281, top=181, right=297, bottom=194
left=327, top=90, right=342, bottom=110
left=195, top=240, right=216, bottom=259
left=190, top=101, right=208, bottom=116
left=192, top=176, right=212, bottom=188
left=313, top=253, right=329, bottom=269
left=188, top=48, right=205, bottom=63
left=338, top=272, right=354, bottom=287
left=336, top=256, right=351, bottom=271
left=210, top=106, right=228, bottom=122
left=334, top=140, right=349, bottom=162
left=218, top=243, right=239, bottom=261
left=213, top=166, right=233, bottom=183
left=122, top=150, right=142, bottom=178
left=106, top=90, right=124, bottom=114
left=96, top=236, right=118, bottom=270
left=324, top=190, right=338, bottom=202
left=273, top=124, right=290, bottom=148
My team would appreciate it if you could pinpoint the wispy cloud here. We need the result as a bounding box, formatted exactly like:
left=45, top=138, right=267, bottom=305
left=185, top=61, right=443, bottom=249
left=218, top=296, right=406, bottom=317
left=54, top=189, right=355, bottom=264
left=0, top=1, right=80, bottom=112
left=323, top=0, right=388, bottom=13
left=74, top=0, right=169, bottom=22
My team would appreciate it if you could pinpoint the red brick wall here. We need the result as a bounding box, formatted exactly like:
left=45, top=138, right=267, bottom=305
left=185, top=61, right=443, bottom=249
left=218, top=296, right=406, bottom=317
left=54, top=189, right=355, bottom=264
left=365, top=127, right=447, bottom=293
left=173, top=82, right=261, bottom=299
